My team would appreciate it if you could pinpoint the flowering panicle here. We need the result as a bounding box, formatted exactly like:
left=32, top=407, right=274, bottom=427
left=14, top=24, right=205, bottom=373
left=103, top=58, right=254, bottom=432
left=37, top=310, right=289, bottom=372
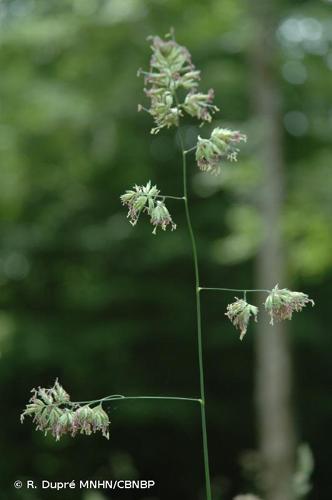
left=265, top=285, right=314, bottom=325
left=138, top=33, right=218, bottom=133
left=20, top=380, right=110, bottom=441
left=225, top=298, right=258, bottom=340
left=196, top=127, right=247, bottom=175
left=120, top=181, right=176, bottom=234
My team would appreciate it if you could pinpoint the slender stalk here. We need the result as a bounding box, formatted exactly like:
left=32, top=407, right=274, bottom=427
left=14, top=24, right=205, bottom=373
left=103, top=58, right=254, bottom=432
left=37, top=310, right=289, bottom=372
left=116, top=396, right=201, bottom=403
left=184, top=146, right=197, bottom=154
left=154, top=194, right=185, bottom=201
left=178, top=129, right=212, bottom=500
left=72, top=395, right=201, bottom=406
left=200, top=287, right=271, bottom=294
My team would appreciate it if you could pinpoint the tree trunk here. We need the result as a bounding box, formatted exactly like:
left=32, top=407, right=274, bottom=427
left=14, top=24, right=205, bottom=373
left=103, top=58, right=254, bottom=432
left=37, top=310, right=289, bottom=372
left=250, top=3, right=297, bottom=500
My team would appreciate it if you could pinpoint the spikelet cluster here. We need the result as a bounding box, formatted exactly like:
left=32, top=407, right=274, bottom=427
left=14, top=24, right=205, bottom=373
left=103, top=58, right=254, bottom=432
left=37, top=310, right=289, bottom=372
left=225, top=285, right=314, bottom=340
left=138, top=33, right=219, bottom=134
left=196, top=128, right=247, bottom=175
left=21, top=380, right=110, bottom=440
left=120, top=181, right=176, bottom=234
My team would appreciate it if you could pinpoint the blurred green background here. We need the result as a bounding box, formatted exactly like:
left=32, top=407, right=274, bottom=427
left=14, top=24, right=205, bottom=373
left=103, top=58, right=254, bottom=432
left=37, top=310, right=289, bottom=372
left=0, top=0, right=331, bottom=499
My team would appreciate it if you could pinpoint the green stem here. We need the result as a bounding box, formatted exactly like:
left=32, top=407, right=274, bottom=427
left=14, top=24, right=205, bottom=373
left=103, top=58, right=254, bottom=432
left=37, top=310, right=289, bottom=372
left=184, top=146, right=197, bottom=154
left=178, top=129, right=212, bottom=500
left=72, top=395, right=201, bottom=406
left=155, top=194, right=185, bottom=201
left=200, top=287, right=271, bottom=294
